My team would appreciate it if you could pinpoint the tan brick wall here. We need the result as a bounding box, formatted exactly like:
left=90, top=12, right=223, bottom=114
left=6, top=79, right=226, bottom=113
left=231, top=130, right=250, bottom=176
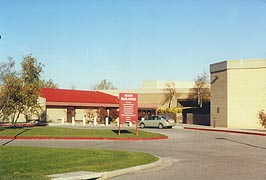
left=47, top=108, right=66, bottom=123
left=46, top=107, right=98, bottom=124
left=75, top=109, right=85, bottom=121
left=211, top=60, right=266, bottom=129
left=16, top=97, right=46, bottom=123
left=210, top=70, right=228, bottom=127
left=227, top=68, right=266, bottom=129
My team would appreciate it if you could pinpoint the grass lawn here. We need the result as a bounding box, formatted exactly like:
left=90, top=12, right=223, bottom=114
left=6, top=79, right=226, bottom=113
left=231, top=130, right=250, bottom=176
left=0, top=126, right=166, bottom=139
left=0, top=146, right=159, bottom=180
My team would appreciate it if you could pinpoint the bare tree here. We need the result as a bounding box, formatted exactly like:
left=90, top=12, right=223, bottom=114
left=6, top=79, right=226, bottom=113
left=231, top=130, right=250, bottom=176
left=41, top=78, right=59, bottom=88
left=188, top=71, right=210, bottom=108
left=91, top=79, right=117, bottom=90
left=162, top=82, right=178, bottom=108
left=70, top=85, right=76, bottom=90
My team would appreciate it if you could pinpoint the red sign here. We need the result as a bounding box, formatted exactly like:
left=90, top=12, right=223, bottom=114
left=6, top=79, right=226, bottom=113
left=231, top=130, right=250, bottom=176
left=119, top=93, right=138, bottom=123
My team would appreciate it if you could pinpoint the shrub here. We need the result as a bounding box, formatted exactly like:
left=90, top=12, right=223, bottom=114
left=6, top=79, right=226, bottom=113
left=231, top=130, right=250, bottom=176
left=157, top=107, right=182, bottom=114
left=258, top=110, right=266, bottom=128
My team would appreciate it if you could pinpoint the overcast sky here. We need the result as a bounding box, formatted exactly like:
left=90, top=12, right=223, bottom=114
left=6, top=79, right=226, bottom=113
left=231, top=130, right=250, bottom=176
left=1, top=0, right=266, bottom=90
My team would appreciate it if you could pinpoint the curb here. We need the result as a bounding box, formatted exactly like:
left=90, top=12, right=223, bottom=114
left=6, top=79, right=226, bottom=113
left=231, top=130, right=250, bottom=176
left=183, top=127, right=266, bottom=136
left=0, top=136, right=168, bottom=141
left=47, top=157, right=174, bottom=180
left=101, top=157, right=169, bottom=180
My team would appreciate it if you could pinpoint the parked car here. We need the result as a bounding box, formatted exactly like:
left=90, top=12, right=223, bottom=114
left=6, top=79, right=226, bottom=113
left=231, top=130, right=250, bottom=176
left=139, top=115, right=175, bottom=129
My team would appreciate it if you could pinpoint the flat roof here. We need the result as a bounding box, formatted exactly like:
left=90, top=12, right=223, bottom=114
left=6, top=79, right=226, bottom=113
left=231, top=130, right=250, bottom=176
left=210, top=59, right=266, bottom=73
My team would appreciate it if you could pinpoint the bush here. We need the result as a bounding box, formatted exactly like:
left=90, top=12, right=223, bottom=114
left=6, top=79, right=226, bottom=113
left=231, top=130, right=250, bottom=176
left=157, top=107, right=182, bottom=114
left=258, top=110, right=266, bottom=128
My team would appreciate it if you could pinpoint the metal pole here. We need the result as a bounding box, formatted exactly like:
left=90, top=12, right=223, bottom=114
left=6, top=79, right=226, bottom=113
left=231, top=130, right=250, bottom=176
left=118, top=122, right=121, bottom=136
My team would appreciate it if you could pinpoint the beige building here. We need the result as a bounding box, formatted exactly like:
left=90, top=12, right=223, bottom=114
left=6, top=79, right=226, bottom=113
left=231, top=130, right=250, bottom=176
left=210, top=59, right=266, bottom=129
left=102, top=80, right=195, bottom=120
left=40, top=88, right=119, bottom=124
left=103, top=80, right=194, bottom=108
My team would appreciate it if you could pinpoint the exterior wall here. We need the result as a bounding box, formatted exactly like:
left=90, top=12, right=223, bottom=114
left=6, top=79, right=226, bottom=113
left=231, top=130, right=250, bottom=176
left=83, top=108, right=98, bottom=123
left=187, top=113, right=210, bottom=126
left=12, top=97, right=46, bottom=123
left=210, top=60, right=266, bottom=129
left=15, top=114, right=26, bottom=123
left=103, top=88, right=191, bottom=110
left=142, top=80, right=194, bottom=89
left=75, top=109, right=85, bottom=121
left=227, top=68, right=266, bottom=129
left=46, top=108, right=67, bottom=123
left=210, top=70, right=228, bottom=127
left=46, top=107, right=101, bottom=124
left=138, top=93, right=178, bottom=108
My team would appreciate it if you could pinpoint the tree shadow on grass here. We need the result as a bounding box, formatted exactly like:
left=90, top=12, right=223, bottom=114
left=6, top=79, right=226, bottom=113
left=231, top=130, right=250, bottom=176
left=216, top=137, right=266, bottom=150
left=1, top=128, right=31, bottom=146
left=112, top=130, right=133, bottom=135
left=0, top=127, right=7, bottom=132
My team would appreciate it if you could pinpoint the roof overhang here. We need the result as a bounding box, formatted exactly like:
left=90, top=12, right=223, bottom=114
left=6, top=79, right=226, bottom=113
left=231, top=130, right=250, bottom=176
left=46, top=101, right=119, bottom=108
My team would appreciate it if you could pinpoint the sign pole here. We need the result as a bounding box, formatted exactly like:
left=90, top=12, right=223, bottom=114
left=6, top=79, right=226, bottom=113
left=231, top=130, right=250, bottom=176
left=136, top=120, right=138, bottom=136
left=118, top=121, right=121, bottom=136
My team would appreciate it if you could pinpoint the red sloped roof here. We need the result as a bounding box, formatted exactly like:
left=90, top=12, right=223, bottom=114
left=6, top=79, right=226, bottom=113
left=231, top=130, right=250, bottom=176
left=40, top=88, right=119, bottom=105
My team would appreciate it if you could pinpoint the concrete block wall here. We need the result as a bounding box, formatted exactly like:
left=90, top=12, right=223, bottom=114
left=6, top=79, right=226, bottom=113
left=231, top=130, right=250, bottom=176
left=227, top=68, right=266, bottom=129
left=47, top=108, right=66, bottom=123
left=210, top=70, right=228, bottom=127
left=210, top=60, right=266, bottom=129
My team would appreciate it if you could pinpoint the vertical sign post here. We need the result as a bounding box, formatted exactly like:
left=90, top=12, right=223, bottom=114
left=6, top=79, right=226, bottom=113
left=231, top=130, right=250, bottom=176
left=119, top=93, right=138, bottom=136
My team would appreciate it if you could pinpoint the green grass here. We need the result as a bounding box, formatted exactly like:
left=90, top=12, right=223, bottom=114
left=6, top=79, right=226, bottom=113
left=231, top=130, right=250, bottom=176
left=0, top=126, right=166, bottom=139
left=0, top=146, right=159, bottom=180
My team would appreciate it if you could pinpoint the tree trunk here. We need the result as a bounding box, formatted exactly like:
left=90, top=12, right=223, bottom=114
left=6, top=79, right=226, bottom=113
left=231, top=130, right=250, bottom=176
left=168, top=97, right=173, bottom=108
left=14, top=111, right=21, bottom=125
left=11, top=111, right=21, bottom=126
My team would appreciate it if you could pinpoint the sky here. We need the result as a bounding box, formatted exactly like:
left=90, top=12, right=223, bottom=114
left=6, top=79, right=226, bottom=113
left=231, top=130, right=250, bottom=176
left=0, top=0, right=266, bottom=90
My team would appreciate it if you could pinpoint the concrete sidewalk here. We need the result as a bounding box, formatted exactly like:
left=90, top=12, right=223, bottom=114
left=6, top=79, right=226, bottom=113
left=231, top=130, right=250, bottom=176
left=177, top=124, right=266, bottom=136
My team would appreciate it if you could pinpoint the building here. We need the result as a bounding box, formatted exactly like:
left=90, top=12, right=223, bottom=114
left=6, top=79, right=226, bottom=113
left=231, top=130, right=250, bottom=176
left=210, top=59, right=266, bottom=129
left=102, top=80, right=196, bottom=120
left=40, top=88, right=119, bottom=124
left=2, top=80, right=198, bottom=124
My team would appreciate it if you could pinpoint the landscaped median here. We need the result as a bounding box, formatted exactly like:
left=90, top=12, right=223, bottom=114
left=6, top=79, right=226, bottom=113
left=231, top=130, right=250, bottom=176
left=0, top=146, right=159, bottom=180
left=0, top=126, right=166, bottom=180
left=0, top=126, right=168, bottom=140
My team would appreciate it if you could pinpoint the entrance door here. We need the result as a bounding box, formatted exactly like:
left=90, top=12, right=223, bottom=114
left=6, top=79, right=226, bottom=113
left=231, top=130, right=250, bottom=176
left=67, top=107, right=75, bottom=122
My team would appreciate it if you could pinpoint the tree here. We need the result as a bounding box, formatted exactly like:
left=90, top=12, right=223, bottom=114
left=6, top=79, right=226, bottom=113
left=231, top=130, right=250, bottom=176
left=20, top=55, right=43, bottom=122
left=91, top=79, right=117, bottom=90
left=161, top=82, right=178, bottom=108
left=258, top=110, right=266, bottom=128
left=0, top=58, right=23, bottom=122
left=0, top=55, right=44, bottom=125
left=41, top=78, right=59, bottom=88
left=188, top=71, right=210, bottom=108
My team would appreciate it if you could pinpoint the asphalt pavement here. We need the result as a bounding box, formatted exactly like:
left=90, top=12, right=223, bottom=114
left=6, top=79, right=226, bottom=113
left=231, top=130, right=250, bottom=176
left=1, top=124, right=266, bottom=180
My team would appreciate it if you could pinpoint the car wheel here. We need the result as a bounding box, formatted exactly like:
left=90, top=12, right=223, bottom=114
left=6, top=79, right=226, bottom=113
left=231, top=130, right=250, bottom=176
left=140, top=123, right=145, bottom=128
left=158, top=123, right=164, bottom=129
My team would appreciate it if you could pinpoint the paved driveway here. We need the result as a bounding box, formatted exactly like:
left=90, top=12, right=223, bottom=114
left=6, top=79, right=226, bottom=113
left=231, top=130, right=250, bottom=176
left=1, top=127, right=266, bottom=180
